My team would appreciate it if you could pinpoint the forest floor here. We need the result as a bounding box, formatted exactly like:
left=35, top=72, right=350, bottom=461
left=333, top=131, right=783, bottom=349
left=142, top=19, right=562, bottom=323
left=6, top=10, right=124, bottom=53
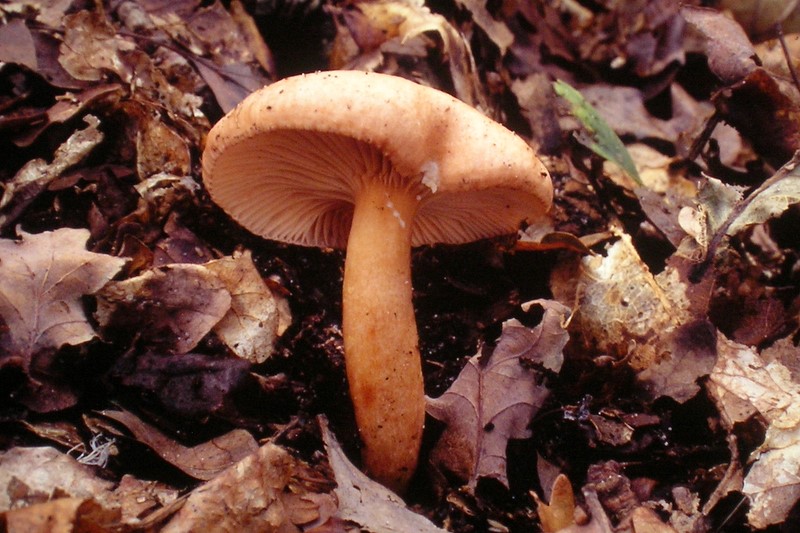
left=1, top=1, right=800, bottom=532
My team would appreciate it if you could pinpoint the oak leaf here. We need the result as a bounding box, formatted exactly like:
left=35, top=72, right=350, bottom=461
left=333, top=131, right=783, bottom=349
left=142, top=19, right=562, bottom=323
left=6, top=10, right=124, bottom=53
left=0, top=228, right=127, bottom=366
left=426, top=300, right=569, bottom=489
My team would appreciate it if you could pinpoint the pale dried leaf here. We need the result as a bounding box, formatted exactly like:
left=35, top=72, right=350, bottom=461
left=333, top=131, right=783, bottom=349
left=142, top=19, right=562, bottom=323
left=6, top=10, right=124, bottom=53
left=205, top=250, right=290, bottom=363
left=0, top=446, right=114, bottom=512
left=707, top=335, right=800, bottom=528
left=631, top=506, right=679, bottom=533
left=427, top=301, right=569, bottom=489
left=559, top=232, right=690, bottom=371
left=0, top=227, right=126, bottom=362
left=637, top=320, right=717, bottom=403
left=320, top=418, right=447, bottom=533
left=726, top=162, right=800, bottom=236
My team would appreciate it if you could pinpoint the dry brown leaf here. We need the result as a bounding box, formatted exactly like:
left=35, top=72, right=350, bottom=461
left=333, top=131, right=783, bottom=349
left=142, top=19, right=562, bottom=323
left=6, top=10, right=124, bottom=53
left=320, top=418, right=447, bottom=533
left=161, top=442, right=332, bottom=533
left=205, top=250, right=291, bottom=364
left=100, top=409, right=258, bottom=481
left=0, top=446, right=114, bottom=512
left=95, top=263, right=231, bottom=354
left=726, top=159, right=800, bottom=236
left=0, top=17, right=37, bottom=71
left=58, top=10, right=136, bottom=82
left=707, top=335, right=800, bottom=528
left=3, top=497, right=120, bottom=533
left=535, top=474, right=576, bottom=532
left=0, top=115, right=104, bottom=228
left=427, top=301, right=569, bottom=489
left=135, top=112, right=192, bottom=180
left=681, top=6, right=758, bottom=84
left=329, top=0, right=489, bottom=112
left=0, top=227, right=126, bottom=364
left=105, top=474, right=180, bottom=523
left=636, top=320, right=718, bottom=403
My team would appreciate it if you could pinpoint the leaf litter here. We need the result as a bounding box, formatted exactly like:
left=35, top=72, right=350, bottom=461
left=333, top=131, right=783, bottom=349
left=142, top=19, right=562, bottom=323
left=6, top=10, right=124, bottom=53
left=1, top=0, right=800, bottom=531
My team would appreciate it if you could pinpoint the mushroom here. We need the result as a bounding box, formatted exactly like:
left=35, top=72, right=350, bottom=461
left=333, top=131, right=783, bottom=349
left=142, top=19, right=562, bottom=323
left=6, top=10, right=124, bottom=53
left=202, top=70, right=552, bottom=492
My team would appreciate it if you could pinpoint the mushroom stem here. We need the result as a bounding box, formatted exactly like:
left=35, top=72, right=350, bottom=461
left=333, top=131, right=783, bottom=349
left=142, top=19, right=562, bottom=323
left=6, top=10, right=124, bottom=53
left=342, top=178, right=424, bottom=493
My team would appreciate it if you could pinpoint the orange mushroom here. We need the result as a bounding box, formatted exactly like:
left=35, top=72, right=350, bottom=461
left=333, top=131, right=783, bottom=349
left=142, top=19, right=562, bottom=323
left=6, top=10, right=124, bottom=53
left=202, top=70, right=552, bottom=492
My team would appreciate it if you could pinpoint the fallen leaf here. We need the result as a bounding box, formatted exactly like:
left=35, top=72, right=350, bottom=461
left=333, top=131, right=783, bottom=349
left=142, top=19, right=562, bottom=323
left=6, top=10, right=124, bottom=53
left=554, top=232, right=691, bottom=373
left=726, top=158, right=800, bottom=236
left=110, top=351, right=257, bottom=423
left=100, top=409, right=258, bottom=481
left=0, top=115, right=104, bottom=228
left=637, top=319, right=718, bottom=403
left=631, top=506, right=679, bottom=533
left=320, top=417, right=448, bottom=533
left=707, top=335, right=800, bottom=528
left=0, top=446, right=114, bottom=512
left=427, top=301, right=569, bottom=489
left=161, top=442, right=334, bottom=533
left=454, top=0, right=514, bottom=55
left=95, top=263, right=231, bottom=354
left=0, top=227, right=127, bottom=365
left=3, top=498, right=120, bottom=533
left=0, top=17, right=37, bottom=71
left=205, top=250, right=291, bottom=364
left=681, top=6, right=758, bottom=84
left=534, top=474, right=576, bottom=532
left=58, top=10, right=136, bottom=82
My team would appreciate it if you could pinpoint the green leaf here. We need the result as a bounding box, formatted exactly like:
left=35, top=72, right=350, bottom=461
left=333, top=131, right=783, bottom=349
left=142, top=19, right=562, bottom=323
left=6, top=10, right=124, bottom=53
left=553, top=79, right=642, bottom=185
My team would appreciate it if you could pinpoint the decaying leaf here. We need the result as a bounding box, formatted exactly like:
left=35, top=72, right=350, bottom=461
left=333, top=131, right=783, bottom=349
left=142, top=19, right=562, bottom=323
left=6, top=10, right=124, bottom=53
left=427, top=301, right=569, bottom=489
left=726, top=157, right=800, bottom=236
left=206, top=250, right=291, bottom=364
left=320, top=417, right=447, bottom=533
left=328, top=0, right=489, bottom=112
left=100, top=409, right=258, bottom=481
left=0, top=227, right=127, bottom=364
left=554, top=233, right=690, bottom=372
left=96, top=251, right=289, bottom=360
left=681, top=5, right=758, bottom=84
left=0, top=115, right=104, bottom=228
left=95, top=263, right=231, bottom=354
left=3, top=497, right=120, bottom=533
left=0, top=446, right=114, bottom=512
left=161, top=442, right=335, bottom=533
left=636, top=319, right=718, bottom=403
left=707, top=334, right=800, bottom=528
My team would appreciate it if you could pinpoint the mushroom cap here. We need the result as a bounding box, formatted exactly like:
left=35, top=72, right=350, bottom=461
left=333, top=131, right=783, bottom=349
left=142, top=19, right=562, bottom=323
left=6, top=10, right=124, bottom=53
left=202, top=70, right=552, bottom=248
